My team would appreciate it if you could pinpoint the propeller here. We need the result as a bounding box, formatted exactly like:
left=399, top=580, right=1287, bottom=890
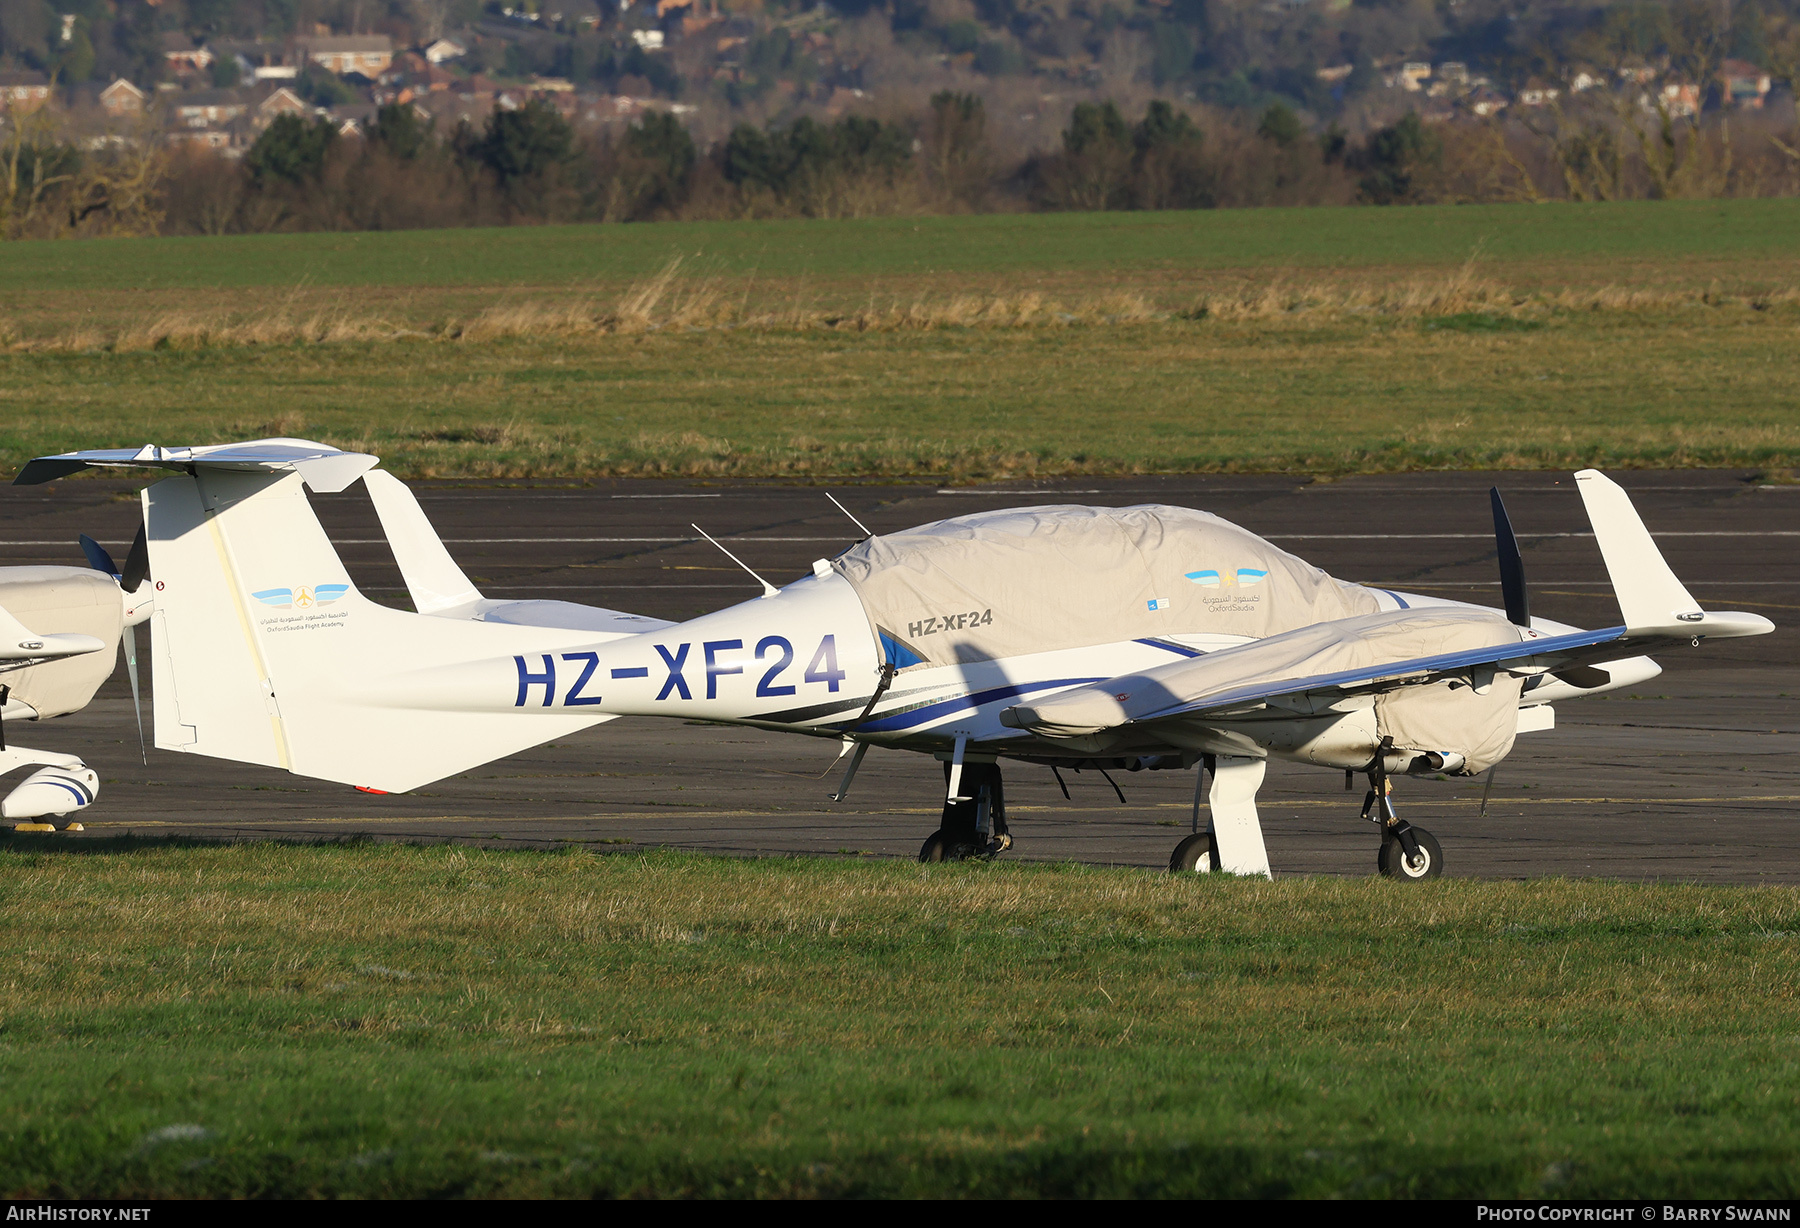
left=121, top=524, right=150, bottom=595
left=78, top=528, right=150, bottom=764
left=1489, top=487, right=1530, bottom=629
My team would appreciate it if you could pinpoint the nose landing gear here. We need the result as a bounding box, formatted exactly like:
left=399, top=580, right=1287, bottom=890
left=1361, top=761, right=1442, bottom=881
left=919, top=761, right=1011, bottom=862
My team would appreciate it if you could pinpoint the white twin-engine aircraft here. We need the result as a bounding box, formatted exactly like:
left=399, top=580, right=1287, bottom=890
left=0, top=527, right=153, bottom=826
left=16, top=440, right=1774, bottom=878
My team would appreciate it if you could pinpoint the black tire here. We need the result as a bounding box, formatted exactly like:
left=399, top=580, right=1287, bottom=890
left=919, top=829, right=980, bottom=863
left=1378, top=827, right=1443, bottom=881
left=1169, top=832, right=1216, bottom=874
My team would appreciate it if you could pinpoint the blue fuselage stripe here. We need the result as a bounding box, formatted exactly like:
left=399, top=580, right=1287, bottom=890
left=1135, top=637, right=1202, bottom=658
left=854, top=677, right=1105, bottom=733
left=44, top=779, right=91, bottom=807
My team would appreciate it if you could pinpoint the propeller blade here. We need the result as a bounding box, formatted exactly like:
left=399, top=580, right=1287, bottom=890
left=78, top=533, right=119, bottom=577
left=120, top=524, right=151, bottom=594
left=1489, top=486, right=1530, bottom=629
left=124, top=622, right=145, bottom=765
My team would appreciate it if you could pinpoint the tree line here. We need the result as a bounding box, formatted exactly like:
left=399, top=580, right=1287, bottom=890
left=5, top=91, right=1799, bottom=239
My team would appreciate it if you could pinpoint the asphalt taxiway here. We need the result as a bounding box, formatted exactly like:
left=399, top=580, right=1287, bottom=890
left=1, top=469, right=1794, bottom=882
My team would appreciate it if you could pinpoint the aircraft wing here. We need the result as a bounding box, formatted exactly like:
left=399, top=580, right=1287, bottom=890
left=1002, top=618, right=1635, bottom=737
left=1008, top=468, right=1774, bottom=740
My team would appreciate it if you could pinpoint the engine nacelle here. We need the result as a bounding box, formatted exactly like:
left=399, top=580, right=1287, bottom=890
left=3, top=765, right=99, bottom=819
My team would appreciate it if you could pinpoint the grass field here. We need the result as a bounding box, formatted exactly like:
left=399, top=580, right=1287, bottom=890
left=3, top=200, right=1799, bottom=479
left=1, top=839, right=1795, bottom=1198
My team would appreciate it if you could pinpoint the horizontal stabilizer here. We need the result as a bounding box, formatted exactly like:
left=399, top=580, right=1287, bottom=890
left=16, top=439, right=377, bottom=493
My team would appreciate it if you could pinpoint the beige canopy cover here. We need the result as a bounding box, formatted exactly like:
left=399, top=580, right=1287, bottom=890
left=832, top=504, right=1383, bottom=668
left=0, top=568, right=122, bottom=719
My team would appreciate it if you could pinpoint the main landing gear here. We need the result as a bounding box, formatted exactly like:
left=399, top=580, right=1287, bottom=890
left=919, top=761, right=1012, bottom=862
left=1360, top=762, right=1443, bottom=881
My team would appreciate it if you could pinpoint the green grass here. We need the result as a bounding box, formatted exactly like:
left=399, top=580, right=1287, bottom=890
left=3, top=199, right=1800, bottom=480
left=2, top=839, right=1797, bottom=1198
left=7, top=200, right=1800, bottom=293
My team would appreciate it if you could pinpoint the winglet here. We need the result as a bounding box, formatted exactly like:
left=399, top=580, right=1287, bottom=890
left=1574, top=470, right=1772, bottom=640
left=361, top=469, right=483, bottom=614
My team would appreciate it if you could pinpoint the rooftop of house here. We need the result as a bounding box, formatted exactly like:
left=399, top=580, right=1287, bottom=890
left=299, top=35, right=395, bottom=53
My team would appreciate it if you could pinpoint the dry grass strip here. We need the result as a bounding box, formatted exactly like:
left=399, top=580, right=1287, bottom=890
left=3, top=256, right=1798, bottom=354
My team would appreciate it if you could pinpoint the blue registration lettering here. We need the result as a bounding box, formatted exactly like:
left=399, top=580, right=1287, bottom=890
left=704, top=639, right=744, bottom=699
left=754, top=635, right=795, bottom=697
left=654, top=643, right=692, bottom=700
left=610, top=666, right=649, bottom=679
left=804, top=635, right=846, bottom=692
left=514, top=654, right=555, bottom=708
left=561, top=652, right=604, bottom=706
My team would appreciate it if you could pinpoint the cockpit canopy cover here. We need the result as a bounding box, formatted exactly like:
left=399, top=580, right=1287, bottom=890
left=832, top=504, right=1383, bottom=669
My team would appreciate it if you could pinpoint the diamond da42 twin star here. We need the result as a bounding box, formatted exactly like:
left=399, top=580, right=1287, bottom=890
left=15, top=440, right=1774, bottom=878
left=0, top=524, right=154, bottom=827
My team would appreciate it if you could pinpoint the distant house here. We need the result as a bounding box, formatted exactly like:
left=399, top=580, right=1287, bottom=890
left=167, top=129, right=233, bottom=151
left=1720, top=59, right=1772, bottom=108
left=161, top=33, right=215, bottom=73
left=1658, top=82, right=1700, bottom=117
left=423, top=38, right=466, bottom=64
left=327, top=105, right=372, bottom=136
left=1569, top=71, right=1599, bottom=92
left=174, top=89, right=250, bottom=128
left=301, top=34, right=394, bottom=76
left=216, top=40, right=299, bottom=81
left=1397, top=61, right=1430, bottom=91
left=1517, top=85, right=1561, bottom=107
left=100, top=78, right=148, bottom=116
left=257, top=86, right=311, bottom=124
left=1315, top=64, right=1352, bottom=83
left=0, top=70, right=53, bottom=112
left=1437, top=61, right=1469, bottom=84
left=1467, top=87, right=1508, bottom=116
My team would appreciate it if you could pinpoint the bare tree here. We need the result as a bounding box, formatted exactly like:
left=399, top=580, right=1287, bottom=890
left=0, top=110, right=76, bottom=240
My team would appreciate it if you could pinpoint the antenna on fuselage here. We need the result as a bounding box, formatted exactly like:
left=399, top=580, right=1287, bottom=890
left=690, top=524, right=779, bottom=598
left=825, top=492, right=873, bottom=539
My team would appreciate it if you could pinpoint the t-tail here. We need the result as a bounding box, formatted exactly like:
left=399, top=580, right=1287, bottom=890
left=141, top=460, right=635, bottom=792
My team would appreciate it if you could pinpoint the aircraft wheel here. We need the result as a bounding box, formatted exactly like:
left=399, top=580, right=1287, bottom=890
left=1378, top=827, right=1443, bottom=881
left=919, top=829, right=982, bottom=863
left=1168, top=832, right=1216, bottom=874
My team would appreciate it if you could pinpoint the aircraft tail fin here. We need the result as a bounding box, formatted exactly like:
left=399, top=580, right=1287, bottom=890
left=143, top=464, right=613, bottom=792
left=1575, top=470, right=1771, bottom=641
